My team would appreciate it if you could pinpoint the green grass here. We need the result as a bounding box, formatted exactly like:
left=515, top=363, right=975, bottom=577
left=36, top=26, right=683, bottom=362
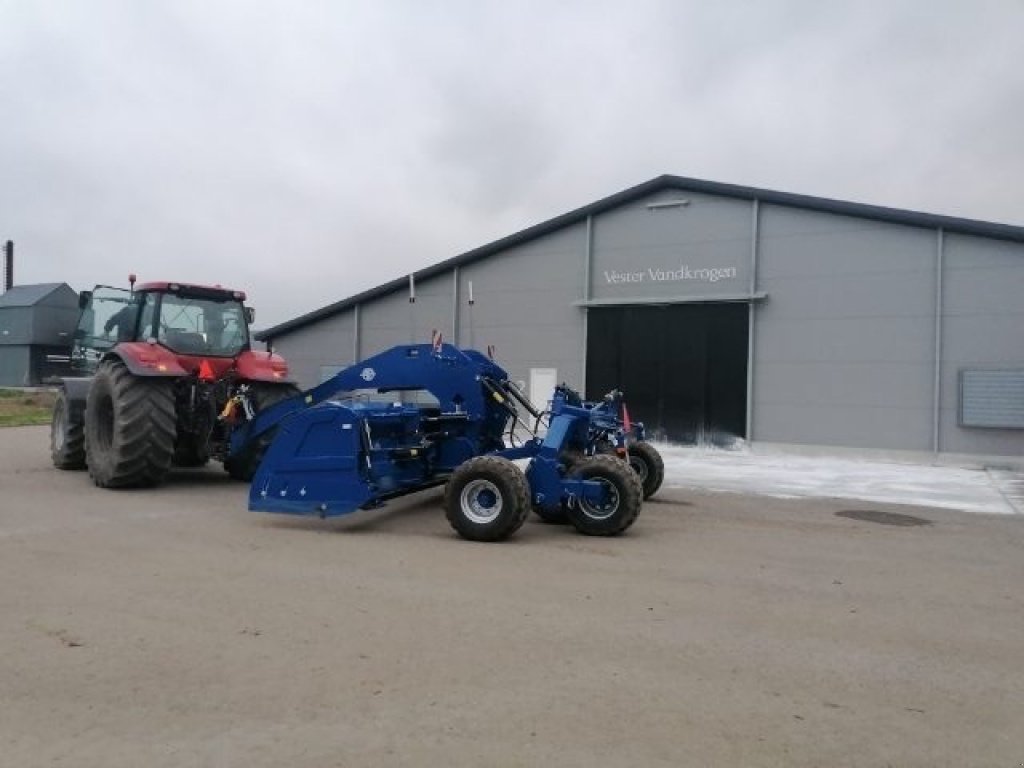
left=0, top=388, right=57, bottom=427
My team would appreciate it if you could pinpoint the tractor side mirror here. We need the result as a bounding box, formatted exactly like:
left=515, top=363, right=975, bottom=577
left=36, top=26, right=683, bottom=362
left=78, top=290, right=92, bottom=309
left=245, top=307, right=255, bottom=325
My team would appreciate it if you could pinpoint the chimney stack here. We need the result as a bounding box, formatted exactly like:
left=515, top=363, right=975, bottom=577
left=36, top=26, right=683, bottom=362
left=3, top=241, right=12, bottom=293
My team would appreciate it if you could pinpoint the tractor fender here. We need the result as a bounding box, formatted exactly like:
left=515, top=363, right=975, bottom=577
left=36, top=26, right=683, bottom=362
left=104, top=342, right=189, bottom=377
left=58, top=377, right=95, bottom=408
left=234, top=349, right=293, bottom=384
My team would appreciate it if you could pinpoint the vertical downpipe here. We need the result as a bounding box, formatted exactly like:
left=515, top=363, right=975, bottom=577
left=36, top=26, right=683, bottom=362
left=452, top=267, right=460, bottom=346
left=353, top=304, right=361, bottom=363
left=467, top=279, right=475, bottom=349
left=408, top=273, right=416, bottom=343
left=581, top=215, right=593, bottom=394
left=932, top=229, right=944, bottom=454
left=745, top=200, right=760, bottom=443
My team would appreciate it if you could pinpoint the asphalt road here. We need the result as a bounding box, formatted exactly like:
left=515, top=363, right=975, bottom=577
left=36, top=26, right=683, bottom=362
left=2, top=425, right=1023, bottom=768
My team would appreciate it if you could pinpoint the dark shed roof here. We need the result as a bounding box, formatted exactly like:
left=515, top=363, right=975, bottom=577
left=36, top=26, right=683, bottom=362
left=257, top=174, right=1024, bottom=340
left=0, top=282, right=73, bottom=308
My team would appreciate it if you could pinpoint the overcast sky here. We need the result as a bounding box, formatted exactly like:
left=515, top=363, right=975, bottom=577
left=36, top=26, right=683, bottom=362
left=2, top=0, right=1022, bottom=328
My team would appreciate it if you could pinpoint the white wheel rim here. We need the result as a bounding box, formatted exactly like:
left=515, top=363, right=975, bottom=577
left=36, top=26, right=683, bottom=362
left=460, top=479, right=502, bottom=524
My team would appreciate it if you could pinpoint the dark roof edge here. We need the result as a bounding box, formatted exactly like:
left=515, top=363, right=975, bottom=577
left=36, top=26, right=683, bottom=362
left=257, top=174, right=1024, bottom=340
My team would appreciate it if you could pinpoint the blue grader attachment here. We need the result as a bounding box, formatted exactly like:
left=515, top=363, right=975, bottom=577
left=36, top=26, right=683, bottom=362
left=230, top=343, right=662, bottom=541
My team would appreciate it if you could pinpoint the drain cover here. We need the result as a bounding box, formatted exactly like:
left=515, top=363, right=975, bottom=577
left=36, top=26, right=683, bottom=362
left=836, top=510, right=932, bottom=527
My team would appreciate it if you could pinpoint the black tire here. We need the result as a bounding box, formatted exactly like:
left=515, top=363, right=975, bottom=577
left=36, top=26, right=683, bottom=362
left=51, top=389, right=86, bottom=470
left=224, top=383, right=301, bottom=481
left=627, top=442, right=664, bottom=499
left=445, top=456, right=530, bottom=542
left=533, top=504, right=569, bottom=524
left=84, top=359, right=176, bottom=488
left=565, top=454, right=642, bottom=537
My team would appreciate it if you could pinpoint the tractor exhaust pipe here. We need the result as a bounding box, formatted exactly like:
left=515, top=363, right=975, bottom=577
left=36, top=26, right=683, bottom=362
left=3, top=241, right=12, bottom=293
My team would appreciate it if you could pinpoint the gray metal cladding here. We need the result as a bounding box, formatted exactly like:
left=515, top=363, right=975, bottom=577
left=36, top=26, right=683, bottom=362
left=360, top=275, right=451, bottom=354
left=0, top=346, right=30, bottom=386
left=591, top=192, right=752, bottom=301
left=753, top=205, right=938, bottom=450
left=270, top=309, right=355, bottom=389
left=0, top=307, right=34, bottom=345
left=457, top=223, right=587, bottom=389
left=939, top=234, right=1024, bottom=454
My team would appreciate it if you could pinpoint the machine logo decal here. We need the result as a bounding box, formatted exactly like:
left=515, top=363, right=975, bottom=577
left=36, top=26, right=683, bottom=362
left=360, top=367, right=376, bottom=382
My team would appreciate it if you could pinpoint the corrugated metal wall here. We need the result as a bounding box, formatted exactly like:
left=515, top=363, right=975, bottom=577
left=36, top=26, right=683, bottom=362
left=268, top=188, right=1024, bottom=460
left=754, top=206, right=937, bottom=451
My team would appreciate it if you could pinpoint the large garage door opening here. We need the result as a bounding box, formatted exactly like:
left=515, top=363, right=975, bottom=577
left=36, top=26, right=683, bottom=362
left=586, top=303, right=749, bottom=445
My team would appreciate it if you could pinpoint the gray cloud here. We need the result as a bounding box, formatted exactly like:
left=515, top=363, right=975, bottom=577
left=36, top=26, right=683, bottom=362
left=2, top=0, right=1022, bottom=328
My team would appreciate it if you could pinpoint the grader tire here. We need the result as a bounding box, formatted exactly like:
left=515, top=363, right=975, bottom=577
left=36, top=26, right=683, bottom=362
left=85, top=359, right=176, bottom=488
left=224, top=383, right=301, bottom=481
left=50, top=389, right=86, bottom=470
left=566, top=454, right=643, bottom=537
left=445, top=456, right=530, bottom=542
left=627, top=442, right=665, bottom=499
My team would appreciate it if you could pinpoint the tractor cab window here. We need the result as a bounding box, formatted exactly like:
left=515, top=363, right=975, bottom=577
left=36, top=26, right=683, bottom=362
left=157, top=293, right=249, bottom=357
left=77, top=286, right=140, bottom=352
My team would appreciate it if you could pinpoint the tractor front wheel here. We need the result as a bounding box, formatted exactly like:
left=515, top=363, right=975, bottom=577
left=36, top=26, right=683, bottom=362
left=84, top=359, right=176, bottom=488
left=50, top=389, right=86, bottom=470
left=445, top=456, right=530, bottom=542
left=566, top=454, right=642, bottom=536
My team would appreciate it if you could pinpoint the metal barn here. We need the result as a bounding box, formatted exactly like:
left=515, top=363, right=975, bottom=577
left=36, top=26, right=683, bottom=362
left=0, top=283, right=79, bottom=386
left=257, top=176, right=1024, bottom=463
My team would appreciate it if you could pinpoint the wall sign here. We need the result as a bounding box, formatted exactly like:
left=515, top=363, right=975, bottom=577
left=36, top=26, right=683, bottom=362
left=603, top=265, right=739, bottom=285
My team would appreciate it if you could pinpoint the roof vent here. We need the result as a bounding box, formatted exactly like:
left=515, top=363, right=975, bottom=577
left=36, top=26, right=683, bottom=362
left=646, top=199, right=690, bottom=210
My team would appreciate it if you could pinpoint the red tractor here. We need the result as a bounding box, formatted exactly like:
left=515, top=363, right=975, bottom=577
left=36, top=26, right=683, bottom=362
left=50, top=278, right=296, bottom=487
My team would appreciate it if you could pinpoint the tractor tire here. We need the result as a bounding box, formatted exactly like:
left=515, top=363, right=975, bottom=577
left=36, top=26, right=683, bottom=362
left=50, top=389, right=86, bottom=470
left=565, top=454, right=642, bottom=537
left=84, top=359, right=176, bottom=488
left=445, top=456, right=530, bottom=542
left=626, top=442, right=664, bottom=499
left=224, top=383, right=301, bottom=481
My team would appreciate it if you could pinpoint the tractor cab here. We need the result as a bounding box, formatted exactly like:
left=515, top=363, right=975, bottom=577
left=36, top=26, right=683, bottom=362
left=71, top=282, right=254, bottom=374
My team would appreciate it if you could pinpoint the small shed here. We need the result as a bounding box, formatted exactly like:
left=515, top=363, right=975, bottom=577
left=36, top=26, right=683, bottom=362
left=0, top=283, right=79, bottom=386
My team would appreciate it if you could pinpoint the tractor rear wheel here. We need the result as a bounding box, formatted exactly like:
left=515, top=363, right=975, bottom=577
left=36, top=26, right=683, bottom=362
left=50, top=389, right=86, bottom=470
left=85, top=359, right=176, bottom=488
left=565, top=454, right=642, bottom=536
left=224, top=383, right=301, bottom=481
left=626, top=442, right=664, bottom=499
left=445, top=456, right=530, bottom=542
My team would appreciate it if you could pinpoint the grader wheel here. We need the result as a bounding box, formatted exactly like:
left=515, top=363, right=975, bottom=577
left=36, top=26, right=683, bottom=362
left=445, top=456, right=531, bottom=542
left=566, top=454, right=643, bottom=536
